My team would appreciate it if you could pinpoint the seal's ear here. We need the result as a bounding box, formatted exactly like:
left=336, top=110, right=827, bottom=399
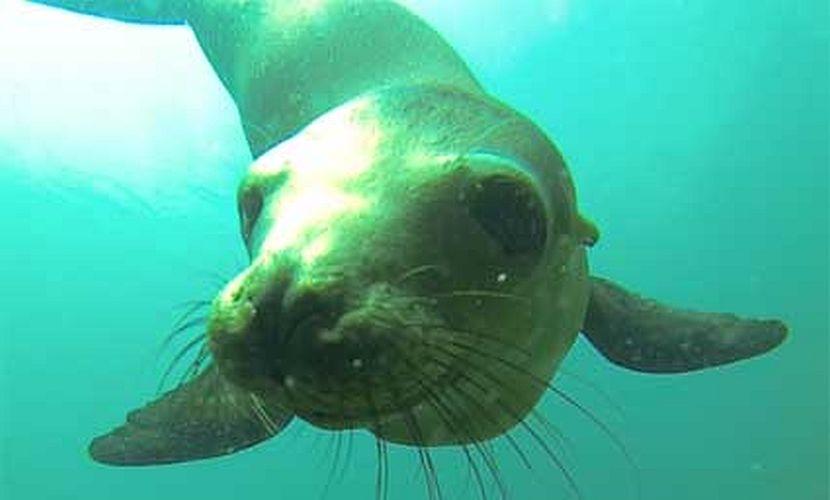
left=582, top=277, right=788, bottom=373
left=89, top=365, right=292, bottom=465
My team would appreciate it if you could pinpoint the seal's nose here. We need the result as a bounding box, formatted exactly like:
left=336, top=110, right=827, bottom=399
left=209, top=265, right=389, bottom=392
left=206, top=258, right=292, bottom=390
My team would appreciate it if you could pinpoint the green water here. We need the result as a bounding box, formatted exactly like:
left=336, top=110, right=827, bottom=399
left=1, top=1, right=827, bottom=499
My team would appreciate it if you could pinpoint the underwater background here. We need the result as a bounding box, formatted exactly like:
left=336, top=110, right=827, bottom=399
left=0, top=0, right=827, bottom=498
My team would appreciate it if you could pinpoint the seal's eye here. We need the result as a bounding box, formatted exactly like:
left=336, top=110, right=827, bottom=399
left=238, top=183, right=264, bottom=242
left=465, top=174, right=548, bottom=256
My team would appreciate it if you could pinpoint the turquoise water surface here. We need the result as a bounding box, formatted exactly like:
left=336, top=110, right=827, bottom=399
left=1, top=1, right=827, bottom=499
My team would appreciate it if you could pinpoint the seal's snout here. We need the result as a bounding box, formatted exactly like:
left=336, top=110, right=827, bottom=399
left=207, top=261, right=377, bottom=393
left=206, top=259, right=294, bottom=391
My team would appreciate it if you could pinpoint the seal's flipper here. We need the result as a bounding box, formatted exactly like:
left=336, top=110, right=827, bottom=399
left=582, top=277, right=787, bottom=373
left=27, top=0, right=186, bottom=24
left=89, top=365, right=292, bottom=465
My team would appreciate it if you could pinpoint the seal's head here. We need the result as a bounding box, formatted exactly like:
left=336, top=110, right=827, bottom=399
left=208, top=86, right=597, bottom=445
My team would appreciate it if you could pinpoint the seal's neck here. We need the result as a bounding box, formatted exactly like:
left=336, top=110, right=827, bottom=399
left=186, top=0, right=481, bottom=157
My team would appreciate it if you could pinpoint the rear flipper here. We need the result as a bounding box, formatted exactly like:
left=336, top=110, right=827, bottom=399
left=27, top=0, right=187, bottom=24
left=89, top=364, right=292, bottom=465
left=583, top=276, right=788, bottom=373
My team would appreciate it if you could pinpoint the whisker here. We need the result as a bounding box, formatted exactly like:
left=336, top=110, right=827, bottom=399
left=527, top=408, right=574, bottom=460
left=399, top=321, right=534, bottom=359
left=157, top=315, right=208, bottom=356
left=339, top=428, right=355, bottom=484
left=157, top=334, right=205, bottom=393
left=438, top=333, right=632, bottom=471
left=321, top=430, right=344, bottom=500
left=515, top=409, right=582, bottom=500
left=426, top=355, right=533, bottom=473
left=394, top=264, right=446, bottom=286
left=365, top=386, right=389, bottom=500
left=557, top=368, right=626, bottom=419
left=402, top=415, right=431, bottom=499
left=395, top=388, right=441, bottom=500
left=177, top=343, right=211, bottom=386
left=249, top=393, right=279, bottom=436
left=422, top=340, right=583, bottom=499
left=426, top=399, right=494, bottom=500
left=397, top=290, right=533, bottom=314
left=374, top=437, right=386, bottom=500
left=412, top=323, right=569, bottom=460
left=547, top=386, right=640, bottom=497
left=248, top=397, right=270, bottom=435
left=427, top=290, right=532, bottom=306
left=170, top=299, right=212, bottom=324
left=182, top=268, right=235, bottom=292
left=380, top=439, right=390, bottom=500
left=393, top=349, right=496, bottom=500
left=330, top=392, right=352, bottom=491
left=321, top=388, right=351, bottom=500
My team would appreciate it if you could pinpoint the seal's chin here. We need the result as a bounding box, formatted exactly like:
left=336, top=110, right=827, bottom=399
left=283, top=342, right=448, bottom=431
left=208, top=280, right=452, bottom=430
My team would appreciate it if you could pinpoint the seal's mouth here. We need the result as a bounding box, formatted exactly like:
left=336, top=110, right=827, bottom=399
left=281, top=317, right=461, bottom=429
left=208, top=279, right=452, bottom=429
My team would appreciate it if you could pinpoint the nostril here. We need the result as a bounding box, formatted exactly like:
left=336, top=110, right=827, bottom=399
left=238, top=183, right=264, bottom=242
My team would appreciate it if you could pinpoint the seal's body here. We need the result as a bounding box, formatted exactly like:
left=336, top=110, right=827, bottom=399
left=31, top=0, right=787, bottom=467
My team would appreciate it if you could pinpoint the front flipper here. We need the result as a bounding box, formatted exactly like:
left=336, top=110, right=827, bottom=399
left=582, top=277, right=788, bottom=373
left=89, top=364, right=293, bottom=465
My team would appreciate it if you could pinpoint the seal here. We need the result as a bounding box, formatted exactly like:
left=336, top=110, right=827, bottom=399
left=31, top=0, right=787, bottom=468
